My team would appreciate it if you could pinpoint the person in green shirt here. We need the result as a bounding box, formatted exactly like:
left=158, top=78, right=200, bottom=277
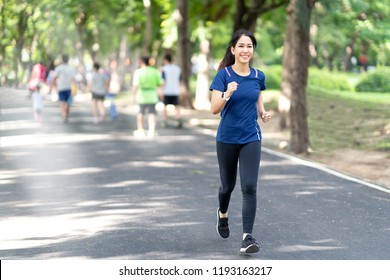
left=131, top=57, right=163, bottom=137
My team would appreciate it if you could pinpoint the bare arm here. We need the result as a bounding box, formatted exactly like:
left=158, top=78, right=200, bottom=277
left=210, top=90, right=226, bottom=114
left=130, top=85, right=138, bottom=105
left=49, top=75, right=58, bottom=94
left=257, top=92, right=271, bottom=123
left=210, top=81, right=238, bottom=114
left=104, top=78, right=110, bottom=92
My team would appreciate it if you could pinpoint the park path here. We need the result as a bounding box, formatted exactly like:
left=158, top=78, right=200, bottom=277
left=1, top=87, right=390, bottom=260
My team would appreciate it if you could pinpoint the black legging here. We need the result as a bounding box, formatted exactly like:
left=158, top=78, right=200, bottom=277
left=216, top=140, right=261, bottom=234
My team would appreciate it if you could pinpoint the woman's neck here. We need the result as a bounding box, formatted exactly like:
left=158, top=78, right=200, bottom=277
left=231, top=63, right=250, bottom=76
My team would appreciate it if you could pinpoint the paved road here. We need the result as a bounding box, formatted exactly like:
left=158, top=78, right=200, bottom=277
left=1, top=87, right=390, bottom=260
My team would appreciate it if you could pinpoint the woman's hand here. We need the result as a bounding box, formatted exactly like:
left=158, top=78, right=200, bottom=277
left=225, top=82, right=238, bottom=98
left=260, top=111, right=271, bottom=123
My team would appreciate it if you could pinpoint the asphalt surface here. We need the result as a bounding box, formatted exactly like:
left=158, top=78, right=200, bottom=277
left=1, top=87, right=390, bottom=260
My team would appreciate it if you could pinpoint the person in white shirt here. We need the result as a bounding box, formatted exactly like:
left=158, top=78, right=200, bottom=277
left=50, top=55, right=76, bottom=123
left=88, top=62, right=109, bottom=124
left=161, top=54, right=182, bottom=128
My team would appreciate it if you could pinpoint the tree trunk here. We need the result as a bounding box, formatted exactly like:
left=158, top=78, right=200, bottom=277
left=142, top=0, right=152, bottom=56
left=0, top=0, right=6, bottom=72
left=280, top=0, right=313, bottom=154
left=14, top=7, right=30, bottom=87
left=176, top=0, right=193, bottom=108
left=118, top=34, right=129, bottom=91
left=194, top=39, right=211, bottom=110
left=343, top=38, right=355, bottom=72
left=75, top=11, right=87, bottom=67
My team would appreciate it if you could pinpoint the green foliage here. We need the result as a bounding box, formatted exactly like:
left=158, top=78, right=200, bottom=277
left=311, top=0, right=390, bottom=70
left=255, top=18, right=284, bottom=65
left=1, top=0, right=390, bottom=90
left=263, top=66, right=355, bottom=91
left=262, top=65, right=282, bottom=90
left=308, top=68, right=353, bottom=91
left=355, top=68, right=390, bottom=93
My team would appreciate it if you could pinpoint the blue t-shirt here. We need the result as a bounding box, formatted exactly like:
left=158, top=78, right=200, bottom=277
left=209, top=66, right=266, bottom=144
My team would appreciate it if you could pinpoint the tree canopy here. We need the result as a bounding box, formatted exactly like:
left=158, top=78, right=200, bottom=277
left=1, top=0, right=389, bottom=87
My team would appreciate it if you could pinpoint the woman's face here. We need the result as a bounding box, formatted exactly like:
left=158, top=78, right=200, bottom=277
left=231, top=35, right=254, bottom=64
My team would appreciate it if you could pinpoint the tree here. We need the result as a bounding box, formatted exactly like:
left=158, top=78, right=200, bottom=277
left=309, top=0, right=390, bottom=71
left=233, top=0, right=289, bottom=32
left=175, top=0, right=192, bottom=108
left=280, top=0, right=314, bottom=154
left=189, top=0, right=289, bottom=110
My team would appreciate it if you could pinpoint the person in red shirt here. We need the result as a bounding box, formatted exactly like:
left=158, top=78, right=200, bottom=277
left=359, top=55, right=367, bottom=72
left=28, top=61, right=46, bottom=93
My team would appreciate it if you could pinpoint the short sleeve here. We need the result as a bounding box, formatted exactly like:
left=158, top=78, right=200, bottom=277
left=210, top=69, right=227, bottom=92
left=257, top=70, right=266, bottom=91
left=53, top=66, right=60, bottom=77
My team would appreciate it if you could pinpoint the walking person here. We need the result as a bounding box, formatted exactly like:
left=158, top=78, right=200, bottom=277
left=49, top=55, right=76, bottom=123
left=161, top=54, right=182, bottom=128
left=131, top=56, right=163, bottom=137
left=31, top=82, right=44, bottom=123
left=106, top=61, right=121, bottom=121
left=28, top=61, right=46, bottom=98
left=88, top=62, right=109, bottom=124
left=210, top=29, right=271, bottom=254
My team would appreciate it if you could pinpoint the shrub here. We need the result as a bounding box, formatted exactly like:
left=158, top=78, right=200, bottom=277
left=263, top=65, right=282, bottom=89
left=355, top=69, right=390, bottom=93
left=262, top=66, right=353, bottom=91
left=308, top=68, right=353, bottom=91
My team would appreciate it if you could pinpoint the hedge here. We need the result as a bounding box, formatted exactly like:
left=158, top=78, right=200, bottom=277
left=355, top=69, right=390, bottom=93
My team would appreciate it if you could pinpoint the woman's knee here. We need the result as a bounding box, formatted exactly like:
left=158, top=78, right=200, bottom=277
left=219, top=184, right=235, bottom=194
left=242, top=183, right=257, bottom=195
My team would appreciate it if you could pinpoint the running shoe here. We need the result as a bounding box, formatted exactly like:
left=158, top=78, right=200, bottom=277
left=240, top=235, right=260, bottom=254
left=216, top=208, right=229, bottom=239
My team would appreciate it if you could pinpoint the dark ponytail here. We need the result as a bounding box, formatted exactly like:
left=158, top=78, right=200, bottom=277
left=218, top=29, right=257, bottom=70
left=218, top=47, right=235, bottom=70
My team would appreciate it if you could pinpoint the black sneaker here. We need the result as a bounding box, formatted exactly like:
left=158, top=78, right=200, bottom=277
left=216, top=208, right=229, bottom=238
left=240, top=235, right=260, bottom=254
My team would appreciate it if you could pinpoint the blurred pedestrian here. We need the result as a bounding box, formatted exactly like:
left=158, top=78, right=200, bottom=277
left=131, top=56, right=163, bottom=137
left=31, top=82, right=44, bottom=123
left=106, top=60, right=121, bottom=121
left=88, top=62, right=109, bottom=124
left=28, top=61, right=46, bottom=97
left=210, top=29, right=271, bottom=254
left=49, top=55, right=76, bottom=123
left=359, top=54, right=367, bottom=72
left=45, top=59, right=55, bottom=85
left=161, top=54, right=182, bottom=128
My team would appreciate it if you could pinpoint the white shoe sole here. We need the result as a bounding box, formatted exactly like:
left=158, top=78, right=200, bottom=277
left=240, top=244, right=260, bottom=254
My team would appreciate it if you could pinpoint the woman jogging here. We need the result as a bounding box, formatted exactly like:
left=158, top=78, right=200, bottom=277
left=210, top=29, right=271, bottom=254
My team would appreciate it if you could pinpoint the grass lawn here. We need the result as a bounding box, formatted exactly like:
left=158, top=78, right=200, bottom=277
left=304, top=87, right=389, bottom=154
left=263, top=87, right=390, bottom=155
